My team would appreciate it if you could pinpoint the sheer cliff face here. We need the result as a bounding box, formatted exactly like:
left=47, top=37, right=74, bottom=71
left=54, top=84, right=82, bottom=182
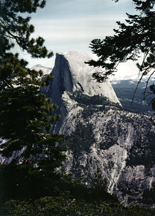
left=42, top=51, right=155, bottom=206
left=42, top=51, right=121, bottom=108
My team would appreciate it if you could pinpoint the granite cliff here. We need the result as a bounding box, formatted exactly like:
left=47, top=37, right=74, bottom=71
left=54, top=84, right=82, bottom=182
left=41, top=51, right=155, bottom=206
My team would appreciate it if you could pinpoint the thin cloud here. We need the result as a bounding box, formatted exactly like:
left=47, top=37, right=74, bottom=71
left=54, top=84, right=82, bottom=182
left=30, top=13, right=128, bottom=42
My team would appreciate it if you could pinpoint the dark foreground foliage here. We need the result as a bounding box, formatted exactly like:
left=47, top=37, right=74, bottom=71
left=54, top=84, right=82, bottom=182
left=1, top=168, right=155, bottom=216
left=3, top=196, right=155, bottom=216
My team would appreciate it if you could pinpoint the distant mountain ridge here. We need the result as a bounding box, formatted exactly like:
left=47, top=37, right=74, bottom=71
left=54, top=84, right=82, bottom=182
left=31, top=64, right=52, bottom=75
left=111, top=78, right=154, bottom=115
left=110, top=72, right=155, bottom=84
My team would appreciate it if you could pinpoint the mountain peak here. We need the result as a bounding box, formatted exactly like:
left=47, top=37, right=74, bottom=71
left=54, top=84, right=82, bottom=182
left=31, top=64, right=52, bottom=75
left=52, top=51, right=121, bottom=106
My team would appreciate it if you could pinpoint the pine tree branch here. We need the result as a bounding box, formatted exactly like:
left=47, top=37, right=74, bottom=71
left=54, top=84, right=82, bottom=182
left=132, top=50, right=149, bottom=102
left=3, top=79, right=14, bottom=89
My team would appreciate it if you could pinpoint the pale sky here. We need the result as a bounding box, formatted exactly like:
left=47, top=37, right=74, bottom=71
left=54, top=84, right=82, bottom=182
left=13, top=0, right=141, bottom=78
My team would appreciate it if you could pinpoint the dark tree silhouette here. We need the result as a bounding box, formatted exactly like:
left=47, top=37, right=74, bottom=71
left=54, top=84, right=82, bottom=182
left=89, top=0, right=155, bottom=108
left=0, top=0, right=67, bottom=191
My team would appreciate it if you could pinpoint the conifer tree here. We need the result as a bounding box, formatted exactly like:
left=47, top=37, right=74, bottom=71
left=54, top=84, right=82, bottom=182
left=0, top=0, right=67, bottom=180
left=89, top=0, right=155, bottom=108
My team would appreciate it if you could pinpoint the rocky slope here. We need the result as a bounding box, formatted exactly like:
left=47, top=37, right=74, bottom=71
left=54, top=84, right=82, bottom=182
left=42, top=51, right=155, bottom=206
left=60, top=93, right=155, bottom=206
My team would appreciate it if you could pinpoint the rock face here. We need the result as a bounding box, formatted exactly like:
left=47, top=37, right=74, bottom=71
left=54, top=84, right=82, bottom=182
left=45, top=51, right=120, bottom=104
left=60, top=99, right=155, bottom=206
left=42, top=51, right=121, bottom=133
left=42, top=51, right=155, bottom=206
